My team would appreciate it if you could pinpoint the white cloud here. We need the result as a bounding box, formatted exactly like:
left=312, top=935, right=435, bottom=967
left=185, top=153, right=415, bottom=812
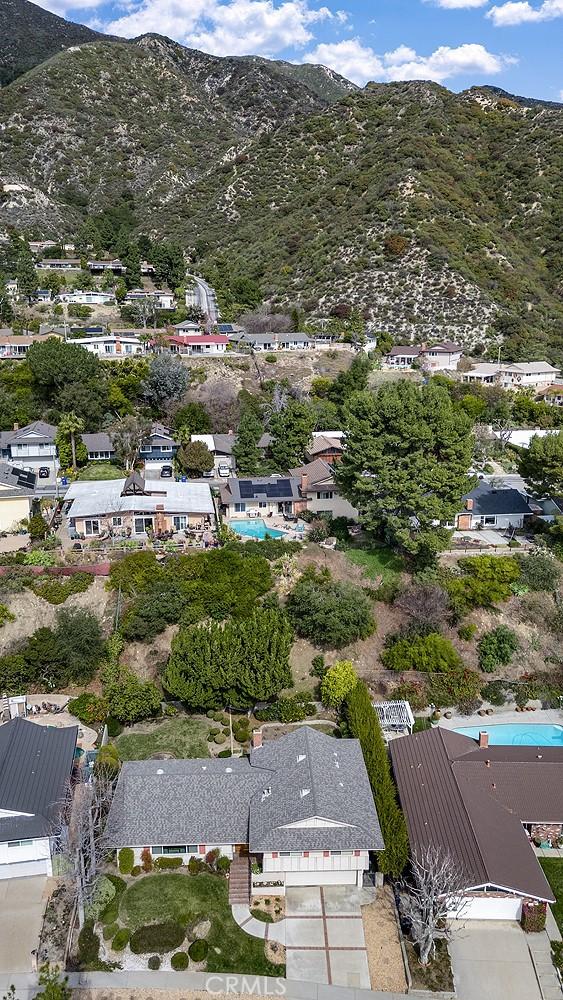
left=487, top=0, right=563, bottom=24
left=301, top=39, right=384, bottom=83
left=431, top=0, right=490, bottom=7
left=302, top=39, right=515, bottom=85
left=105, top=0, right=333, bottom=55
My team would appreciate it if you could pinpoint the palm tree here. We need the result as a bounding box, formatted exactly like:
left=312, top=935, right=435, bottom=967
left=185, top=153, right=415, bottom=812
left=59, top=411, right=84, bottom=471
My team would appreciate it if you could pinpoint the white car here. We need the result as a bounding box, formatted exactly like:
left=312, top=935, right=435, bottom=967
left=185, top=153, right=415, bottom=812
left=217, top=464, right=231, bottom=477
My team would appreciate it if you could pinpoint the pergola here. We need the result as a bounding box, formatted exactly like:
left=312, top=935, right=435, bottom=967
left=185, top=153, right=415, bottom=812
left=373, top=700, right=415, bottom=734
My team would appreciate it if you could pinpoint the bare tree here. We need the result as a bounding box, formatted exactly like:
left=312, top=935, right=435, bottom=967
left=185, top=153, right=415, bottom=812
left=395, top=583, right=450, bottom=624
left=198, top=382, right=240, bottom=432
left=239, top=309, right=292, bottom=336
left=131, top=296, right=157, bottom=330
left=108, top=414, right=152, bottom=471
left=399, top=846, right=468, bottom=966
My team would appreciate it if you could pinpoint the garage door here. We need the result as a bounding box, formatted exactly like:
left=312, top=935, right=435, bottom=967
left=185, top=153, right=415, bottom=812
left=0, top=859, right=49, bottom=880
left=448, top=896, right=523, bottom=920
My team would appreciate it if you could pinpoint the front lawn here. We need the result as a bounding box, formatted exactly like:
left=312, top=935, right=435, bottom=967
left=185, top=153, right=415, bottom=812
left=540, top=858, right=563, bottom=931
left=116, top=717, right=210, bottom=760
left=77, top=463, right=125, bottom=481
left=119, top=872, right=283, bottom=975
left=346, top=545, right=404, bottom=583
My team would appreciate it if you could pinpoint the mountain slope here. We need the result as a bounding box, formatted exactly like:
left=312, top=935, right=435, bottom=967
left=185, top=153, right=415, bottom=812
left=0, top=0, right=110, bottom=87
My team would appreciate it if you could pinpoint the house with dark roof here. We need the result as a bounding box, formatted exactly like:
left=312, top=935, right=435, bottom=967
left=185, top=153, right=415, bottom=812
left=220, top=476, right=306, bottom=519
left=0, top=717, right=77, bottom=879
left=106, top=727, right=383, bottom=891
left=456, top=482, right=533, bottom=531
left=82, top=424, right=180, bottom=467
left=290, top=460, right=358, bottom=521
left=0, top=463, right=36, bottom=532
left=305, top=433, right=345, bottom=465
left=390, top=727, right=559, bottom=920
left=0, top=421, right=59, bottom=487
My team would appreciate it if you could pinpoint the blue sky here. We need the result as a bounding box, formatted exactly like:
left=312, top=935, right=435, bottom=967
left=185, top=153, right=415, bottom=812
left=36, top=0, right=563, bottom=98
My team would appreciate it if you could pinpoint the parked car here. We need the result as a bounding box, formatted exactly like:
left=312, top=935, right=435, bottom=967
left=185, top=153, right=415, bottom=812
left=217, top=463, right=231, bottom=477
left=160, top=465, right=173, bottom=478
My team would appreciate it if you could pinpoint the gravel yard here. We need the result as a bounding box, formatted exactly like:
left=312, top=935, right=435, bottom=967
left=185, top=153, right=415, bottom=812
left=361, top=885, right=407, bottom=994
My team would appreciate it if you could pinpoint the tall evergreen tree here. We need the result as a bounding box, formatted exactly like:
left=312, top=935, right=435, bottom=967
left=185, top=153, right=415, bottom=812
left=232, top=408, right=264, bottom=475
left=17, top=249, right=38, bottom=304
left=269, top=400, right=315, bottom=471
left=338, top=380, right=473, bottom=561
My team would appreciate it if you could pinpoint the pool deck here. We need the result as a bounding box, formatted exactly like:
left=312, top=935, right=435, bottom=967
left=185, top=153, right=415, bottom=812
left=435, top=707, right=563, bottom=732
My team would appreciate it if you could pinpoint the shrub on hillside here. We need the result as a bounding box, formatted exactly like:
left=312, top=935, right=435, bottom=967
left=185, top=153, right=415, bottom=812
left=30, top=572, right=94, bottom=605
left=517, top=550, right=561, bottom=592
left=427, top=667, right=482, bottom=709
left=68, top=692, right=108, bottom=725
left=287, top=569, right=374, bottom=648
left=444, top=556, right=520, bottom=613
left=478, top=626, right=519, bottom=673
left=381, top=632, right=463, bottom=673
left=171, top=951, right=190, bottom=970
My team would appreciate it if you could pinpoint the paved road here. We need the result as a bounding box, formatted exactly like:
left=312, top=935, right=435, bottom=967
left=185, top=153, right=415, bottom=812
left=187, top=273, right=220, bottom=324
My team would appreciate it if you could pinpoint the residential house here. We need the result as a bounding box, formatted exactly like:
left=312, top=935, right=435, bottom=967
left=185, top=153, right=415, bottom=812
left=0, top=717, right=77, bottom=879
left=306, top=432, right=345, bottom=465
left=36, top=259, right=81, bottom=271
left=81, top=433, right=115, bottom=463
left=0, top=464, right=36, bottom=532
left=462, top=361, right=560, bottom=390
left=29, top=240, right=59, bottom=255
left=383, top=341, right=462, bottom=371
left=0, top=421, right=59, bottom=486
left=5, top=280, right=18, bottom=300
left=173, top=320, right=203, bottom=335
left=455, top=482, right=532, bottom=531
left=59, top=291, right=116, bottom=306
left=63, top=472, right=215, bottom=538
left=35, top=289, right=53, bottom=304
left=140, top=261, right=155, bottom=276
left=166, top=335, right=229, bottom=356
left=541, top=384, right=563, bottom=406
left=83, top=424, right=180, bottom=466
left=220, top=476, right=306, bottom=519
left=73, top=334, right=146, bottom=357
left=390, top=727, right=558, bottom=919
left=216, top=323, right=245, bottom=336
left=0, top=333, right=62, bottom=359
left=191, top=433, right=271, bottom=476
left=106, top=726, right=383, bottom=890
left=290, top=461, right=358, bottom=521
left=229, top=332, right=311, bottom=352
left=124, top=289, right=176, bottom=310
left=87, top=259, right=126, bottom=275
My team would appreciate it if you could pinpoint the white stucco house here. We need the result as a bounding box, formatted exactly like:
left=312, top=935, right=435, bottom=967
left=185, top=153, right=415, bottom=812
left=106, top=727, right=383, bottom=896
left=383, top=342, right=462, bottom=371
left=455, top=482, right=533, bottom=531
left=0, top=717, right=77, bottom=879
left=290, top=460, right=358, bottom=521
left=463, top=361, right=560, bottom=390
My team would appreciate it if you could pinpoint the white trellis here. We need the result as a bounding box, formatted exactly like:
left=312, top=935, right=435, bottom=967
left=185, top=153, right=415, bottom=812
left=373, top=700, right=415, bottom=734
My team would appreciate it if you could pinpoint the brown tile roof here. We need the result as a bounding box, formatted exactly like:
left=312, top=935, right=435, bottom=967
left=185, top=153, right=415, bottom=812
left=390, top=727, right=556, bottom=902
left=290, top=459, right=334, bottom=489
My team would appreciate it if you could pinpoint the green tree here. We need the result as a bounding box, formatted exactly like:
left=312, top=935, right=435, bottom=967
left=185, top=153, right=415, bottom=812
left=27, top=339, right=100, bottom=397
left=177, top=440, right=213, bottom=476
left=519, top=431, right=563, bottom=498
left=108, top=415, right=151, bottom=471
left=173, top=401, right=212, bottom=434
left=35, top=964, right=72, bottom=1000
left=269, top=400, right=315, bottom=470
left=478, top=626, right=519, bottom=673
left=232, top=409, right=263, bottom=475
left=57, top=411, right=85, bottom=471
left=345, top=681, right=409, bottom=876
left=338, top=381, right=473, bottom=561
left=381, top=632, right=463, bottom=673
left=327, top=353, right=373, bottom=409
left=287, top=569, right=374, bottom=648
left=16, top=249, right=38, bottom=304
left=321, top=660, right=357, bottom=707
left=102, top=660, right=161, bottom=724
left=143, top=355, right=189, bottom=410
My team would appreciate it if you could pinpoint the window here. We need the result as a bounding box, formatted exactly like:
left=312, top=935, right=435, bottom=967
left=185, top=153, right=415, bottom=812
left=84, top=519, right=100, bottom=536
left=8, top=840, right=33, bottom=848
left=234, top=503, right=246, bottom=512
left=140, top=446, right=152, bottom=454
left=317, top=491, right=334, bottom=500
left=112, top=517, right=122, bottom=527
left=279, top=852, right=290, bottom=858
left=173, top=516, right=187, bottom=531
left=134, top=517, right=154, bottom=534
left=160, top=445, right=172, bottom=452
left=481, top=515, right=496, bottom=526
left=330, top=851, right=341, bottom=856
left=104, top=345, right=114, bottom=353
left=152, top=845, right=199, bottom=855
left=258, top=501, right=267, bottom=508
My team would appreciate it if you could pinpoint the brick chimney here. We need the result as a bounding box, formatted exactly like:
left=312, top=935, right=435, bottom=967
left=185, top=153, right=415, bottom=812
left=479, top=730, right=489, bottom=749
left=300, top=472, right=309, bottom=494
left=466, top=498, right=474, bottom=511
left=252, top=730, right=263, bottom=749
left=13, top=422, right=19, bottom=431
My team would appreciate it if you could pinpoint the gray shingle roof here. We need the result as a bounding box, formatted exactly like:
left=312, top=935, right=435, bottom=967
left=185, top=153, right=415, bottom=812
left=0, top=717, right=77, bottom=843
left=0, top=463, right=36, bottom=497
left=106, top=727, right=383, bottom=853
left=2, top=421, right=58, bottom=446
left=462, top=482, right=532, bottom=516
left=82, top=432, right=114, bottom=452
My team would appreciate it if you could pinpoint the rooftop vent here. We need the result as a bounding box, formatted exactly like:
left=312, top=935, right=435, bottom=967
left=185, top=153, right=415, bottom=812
left=262, top=786, right=271, bottom=801
left=300, top=788, right=311, bottom=798
left=156, top=768, right=164, bottom=775
left=297, top=754, right=306, bottom=763
left=225, top=767, right=233, bottom=773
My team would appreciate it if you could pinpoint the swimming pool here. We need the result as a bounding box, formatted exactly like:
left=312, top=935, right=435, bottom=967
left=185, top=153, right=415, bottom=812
left=455, top=723, right=563, bottom=746
left=229, top=518, right=287, bottom=540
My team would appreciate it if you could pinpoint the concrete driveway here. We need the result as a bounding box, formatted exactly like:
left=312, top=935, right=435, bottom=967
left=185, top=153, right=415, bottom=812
left=285, top=885, right=373, bottom=988
left=449, top=921, right=543, bottom=1000
left=0, top=877, right=47, bottom=972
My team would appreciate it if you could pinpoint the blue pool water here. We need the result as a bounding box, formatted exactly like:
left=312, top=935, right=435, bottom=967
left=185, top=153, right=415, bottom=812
left=455, top=723, right=563, bottom=746
left=229, top=518, right=287, bottom=540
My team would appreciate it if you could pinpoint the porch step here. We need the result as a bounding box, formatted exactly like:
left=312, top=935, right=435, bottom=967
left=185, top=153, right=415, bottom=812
left=229, top=856, right=251, bottom=905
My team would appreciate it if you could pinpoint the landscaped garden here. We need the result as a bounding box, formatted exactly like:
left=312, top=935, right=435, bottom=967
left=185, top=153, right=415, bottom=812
left=77, top=462, right=125, bottom=481
left=93, top=871, right=284, bottom=975
left=116, top=717, right=211, bottom=760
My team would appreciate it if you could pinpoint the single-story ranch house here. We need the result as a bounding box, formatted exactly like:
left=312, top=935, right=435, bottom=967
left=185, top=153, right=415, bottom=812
left=390, top=727, right=558, bottom=920
left=63, top=472, right=216, bottom=539
left=0, top=717, right=77, bottom=879
left=455, top=482, right=533, bottom=531
left=106, top=727, right=383, bottom=893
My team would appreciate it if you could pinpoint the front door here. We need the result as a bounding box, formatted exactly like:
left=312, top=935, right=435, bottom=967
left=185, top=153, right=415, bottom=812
left=235, top=844, right=249, bottom=857
left=457, top=514, right=472, bottom=530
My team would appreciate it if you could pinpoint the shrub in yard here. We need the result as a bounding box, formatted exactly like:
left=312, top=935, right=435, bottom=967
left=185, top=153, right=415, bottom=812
left=321, top=660, right=358, bottom=708
left=130, top=921, right=185, bottom=954
left=517, top=550, right=561, bottom=592
left=85, top=875, right=116, bottom=922
left=255, top=693, right=316, bottom=723
left=172, top=951, right=190, bottom=970
left=68, top=692, right=108, bottom=725
left=131, top=865, right=142, bottom=876
left=521, top=900, right=547, bottom=932
left=103, top=923, right=119, bottom=941
left=381, top=632, right=463, bottom=673
left=148, top=955, right=161, bottom=970
left=154, top=856, right=183, bottom=869
left=118, top=847, right=134, bottom=875
left=427, top=667, right=482, bottom=709
left=478, top=626, right=519, bottom=673
left=188, top=939, right=208, bottom=962
left=458, top=623, right=477, bottom=641
left=217, top=749, right=232, bottom=758
left=387, top=680, right=428, bottom=712
left=188, top=857, right=204, bottom=874
left=106, top=716, right=123, bottom=738
left=112, top=928, right=131, bottom=951
left=214, top=733, right=226, bottom=744
left=100, top=874, right=127, bottom=923
left=206, top=709, right=215, bottom=718
left=310, top=654, right=326, bottom=678
left=205, top=848, right=220, bottom=866
left=141, top=848, right=153, bottom=872
left=217, top=855, right=231, bottom=873
left=77, top=919, right=100, bottom=966
left=481, top=680, right=509, bottom=706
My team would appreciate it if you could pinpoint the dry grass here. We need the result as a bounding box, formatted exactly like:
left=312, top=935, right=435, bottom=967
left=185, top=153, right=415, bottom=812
left=361, top=885, right=407, bottom=993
